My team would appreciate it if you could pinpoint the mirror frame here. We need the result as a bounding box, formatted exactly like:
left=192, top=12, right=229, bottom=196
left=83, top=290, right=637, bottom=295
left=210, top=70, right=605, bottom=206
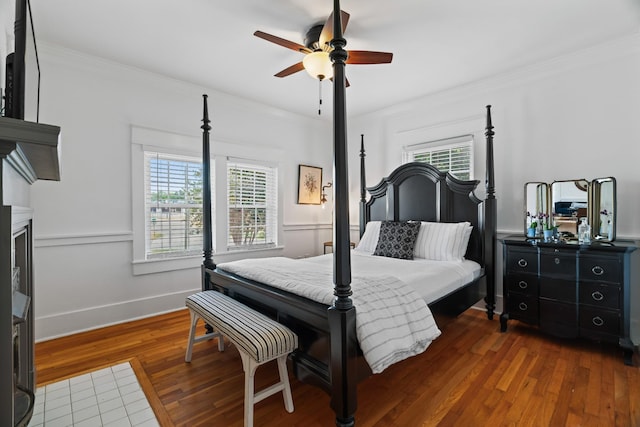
left=523, top=182, right=549, bottom=235
left=590, top=177, right=616, bottom=241
left=524, top=176, right=617, bottom=241
left=550, top=179, right=589, bottom=240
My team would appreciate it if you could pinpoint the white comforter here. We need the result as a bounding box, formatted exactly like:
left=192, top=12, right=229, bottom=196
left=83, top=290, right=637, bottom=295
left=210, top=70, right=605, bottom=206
left=217, top=257, right=441, bottom=374
left=306, top=251, right=482, bottom=304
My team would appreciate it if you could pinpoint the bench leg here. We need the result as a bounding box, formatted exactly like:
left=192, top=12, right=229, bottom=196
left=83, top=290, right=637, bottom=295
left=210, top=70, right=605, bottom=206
left=239, top=352, right=295, bottom=427
left=240, top=352, right=258, bottom=427
left=185, top=310, right=224, bottom=363
left=277, top=355, right=294, bottom=413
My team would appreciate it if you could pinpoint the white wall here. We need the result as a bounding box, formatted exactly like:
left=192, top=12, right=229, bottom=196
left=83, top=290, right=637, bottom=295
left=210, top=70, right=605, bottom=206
left=29, top=44, right=336, bottom=340
left=351, top=33, right=640, bottom=303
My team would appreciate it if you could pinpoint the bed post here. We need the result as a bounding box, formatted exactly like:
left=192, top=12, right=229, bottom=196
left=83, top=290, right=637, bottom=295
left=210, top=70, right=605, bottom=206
left=201, top=94, right=215, bottom=293
left=359, top=135, right=366, bottom=237
left=327, top=0, right=357, bottom=426
left=484, top=105, right=496, bottom=320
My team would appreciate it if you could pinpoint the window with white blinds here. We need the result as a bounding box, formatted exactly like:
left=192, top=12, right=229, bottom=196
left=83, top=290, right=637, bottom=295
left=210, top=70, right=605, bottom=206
left=144, top=152, right=205, bottom=259
left=403, top=135, right=473, bottom=180
left=227, top=160, right=278, bottom=250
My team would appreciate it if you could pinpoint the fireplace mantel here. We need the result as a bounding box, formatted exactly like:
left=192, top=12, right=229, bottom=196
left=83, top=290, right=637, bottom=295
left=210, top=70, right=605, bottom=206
left=0, top=116, right=61, bottom=183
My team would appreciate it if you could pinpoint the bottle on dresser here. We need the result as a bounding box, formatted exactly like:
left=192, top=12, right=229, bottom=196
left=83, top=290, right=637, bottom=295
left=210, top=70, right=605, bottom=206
left=578, top=218, right=591, bottom=244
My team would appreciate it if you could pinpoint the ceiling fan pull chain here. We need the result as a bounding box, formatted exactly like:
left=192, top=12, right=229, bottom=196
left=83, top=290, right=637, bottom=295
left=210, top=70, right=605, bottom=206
left=318, top=79, right=323, bottom=115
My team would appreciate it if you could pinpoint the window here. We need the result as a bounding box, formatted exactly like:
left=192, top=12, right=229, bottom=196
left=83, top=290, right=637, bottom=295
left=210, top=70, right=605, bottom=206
left=142, top=153, right=278, bottom=259
left=133, top=125, right=283, bottom=273
left=227, top=160, right=278, bottom=250
left=144, top=152, right=204, bottom=259
left=403, top=135, right=473, bottom=180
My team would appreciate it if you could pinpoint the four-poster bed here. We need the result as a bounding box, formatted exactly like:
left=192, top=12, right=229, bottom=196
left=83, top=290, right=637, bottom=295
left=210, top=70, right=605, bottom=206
left=198, top=2, right=496, bottom=425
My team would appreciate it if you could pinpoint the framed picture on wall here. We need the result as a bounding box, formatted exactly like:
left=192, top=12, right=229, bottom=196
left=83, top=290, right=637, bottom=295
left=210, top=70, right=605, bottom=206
left=297, top=165, right=322, bottom=205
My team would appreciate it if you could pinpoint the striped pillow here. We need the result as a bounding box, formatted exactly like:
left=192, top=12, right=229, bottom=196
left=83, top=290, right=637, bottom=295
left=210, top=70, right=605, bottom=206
left=354, top=221, right=381, bottom=254
left=414, top=221, right=473, bottom=261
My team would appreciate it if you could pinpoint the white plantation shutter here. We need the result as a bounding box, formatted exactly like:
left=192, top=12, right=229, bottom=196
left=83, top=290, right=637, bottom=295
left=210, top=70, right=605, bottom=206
left=403, top=135, right=473, bottom=180
left=144, top=152, right=206, bottom=259
left=227, top=160, right=278, bottom=250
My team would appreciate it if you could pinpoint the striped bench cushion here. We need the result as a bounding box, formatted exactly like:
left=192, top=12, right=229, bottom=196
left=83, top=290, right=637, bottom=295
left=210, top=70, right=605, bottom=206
left=186, top=291, right=298, bottom=363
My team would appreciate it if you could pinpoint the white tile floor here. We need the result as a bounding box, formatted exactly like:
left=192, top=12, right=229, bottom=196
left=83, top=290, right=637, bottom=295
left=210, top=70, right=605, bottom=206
left=28, top=362, right=160, bottom=427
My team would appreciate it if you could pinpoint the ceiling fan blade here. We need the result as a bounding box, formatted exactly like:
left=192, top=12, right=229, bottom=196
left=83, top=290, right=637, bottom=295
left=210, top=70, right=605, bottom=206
left=254, top=30, right=311, bottom=53
left=346, top=50, right=393, bottom=64
left=274, top=62, right=305, bottom=78
left=318, top=10, right=351, bottom=50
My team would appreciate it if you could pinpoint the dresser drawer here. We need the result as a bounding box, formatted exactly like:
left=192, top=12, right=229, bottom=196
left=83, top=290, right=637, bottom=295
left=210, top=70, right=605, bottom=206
left=579, top=282, right=620, bottom=310
left=505, top=248, right=538, bottom=274
left=540, top=299, right=578, bottom=338
left=540, top=250, right=576, bottom=278
left=506, top=294, right=538, bottom=324
left=505, top=273, right=538, bottom=296
left=579, top=306, right=620, bottom=338
left=579, top=255, right=622, bottom=283
left=539, top=277, right=576, bottom=303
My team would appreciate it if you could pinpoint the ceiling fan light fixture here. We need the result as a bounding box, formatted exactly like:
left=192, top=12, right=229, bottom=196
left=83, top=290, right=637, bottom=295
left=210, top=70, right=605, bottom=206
left=303, top=51, right=333, bottom=81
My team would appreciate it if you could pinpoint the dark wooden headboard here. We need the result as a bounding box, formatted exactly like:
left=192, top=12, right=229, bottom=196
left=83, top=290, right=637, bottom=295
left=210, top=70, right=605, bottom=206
left=357, top=105, right=496, bottom=324
left=362, top=162, right=485, bottom=265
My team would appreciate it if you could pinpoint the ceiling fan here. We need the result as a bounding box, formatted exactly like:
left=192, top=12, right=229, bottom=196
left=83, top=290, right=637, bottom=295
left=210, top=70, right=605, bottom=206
left=254, top=10, right=393, bottom=83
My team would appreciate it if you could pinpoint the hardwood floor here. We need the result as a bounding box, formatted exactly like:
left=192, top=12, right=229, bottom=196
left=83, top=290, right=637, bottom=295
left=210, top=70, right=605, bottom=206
left=35, top=308, right=640, bottom=426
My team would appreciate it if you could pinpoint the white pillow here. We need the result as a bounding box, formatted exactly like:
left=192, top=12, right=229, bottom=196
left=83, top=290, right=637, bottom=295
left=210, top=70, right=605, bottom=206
left=413, top=221, right=473, bottom=261
left=354, top=221, right=381, bottom=253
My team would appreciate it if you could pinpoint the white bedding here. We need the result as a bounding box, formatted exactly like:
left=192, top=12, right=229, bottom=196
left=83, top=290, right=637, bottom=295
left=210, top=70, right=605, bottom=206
left=217, top=256, right=443, bottom=374
left=304, top=251, right=482, bottom=304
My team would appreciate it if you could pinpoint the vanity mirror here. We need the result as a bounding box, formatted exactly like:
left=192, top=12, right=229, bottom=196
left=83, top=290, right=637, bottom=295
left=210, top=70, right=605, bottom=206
left=523, top=182, right=549, bottom=233
left=523, top=177, right=616, bottom=241
left=591, top=177, right=616, bottom=241
left=550, top=179, right=589, bottom=238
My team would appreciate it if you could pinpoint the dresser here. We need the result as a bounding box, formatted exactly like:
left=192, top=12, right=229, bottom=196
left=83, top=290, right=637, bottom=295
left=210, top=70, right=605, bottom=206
left=500, top=236, right=639, bottom=365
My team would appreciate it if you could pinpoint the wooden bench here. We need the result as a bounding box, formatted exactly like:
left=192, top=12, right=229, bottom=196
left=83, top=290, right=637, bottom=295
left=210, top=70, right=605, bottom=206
left=185, top=291, right=298, bottom=427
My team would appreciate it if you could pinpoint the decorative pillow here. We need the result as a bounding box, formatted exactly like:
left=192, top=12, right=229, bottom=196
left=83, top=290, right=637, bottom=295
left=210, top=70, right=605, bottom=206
left=354, top=221, right=381, bottom=253
left=372, top=221, right=421, bottom=260
left=413, top=221, right=473, bottom=261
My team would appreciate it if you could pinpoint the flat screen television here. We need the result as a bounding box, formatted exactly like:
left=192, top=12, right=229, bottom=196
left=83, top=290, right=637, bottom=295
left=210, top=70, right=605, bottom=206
left=4, top=0, right=40, bottom=122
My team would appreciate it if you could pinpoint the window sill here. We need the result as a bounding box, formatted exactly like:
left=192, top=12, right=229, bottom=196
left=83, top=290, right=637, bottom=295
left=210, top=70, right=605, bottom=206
left=132, top=245, right=285, bottom=276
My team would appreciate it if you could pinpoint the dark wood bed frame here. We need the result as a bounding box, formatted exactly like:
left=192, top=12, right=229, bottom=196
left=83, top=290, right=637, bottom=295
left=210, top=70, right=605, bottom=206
left=199, top=2, right=496, bottom=425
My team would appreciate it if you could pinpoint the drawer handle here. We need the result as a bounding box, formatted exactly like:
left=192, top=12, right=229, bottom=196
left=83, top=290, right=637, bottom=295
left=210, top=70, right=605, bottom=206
left=591, top=265, right=604, bottom=276
left=591, top=291, right=604, bottom=301
left=517, top=259, right=528, bottom=268
left=518, top=302, right=528, bottom=311
left=518, top=281, right=528, bottom=289
left=592, top=316, right=604, bottom=327
left=554, top=257, right=560, bottom=265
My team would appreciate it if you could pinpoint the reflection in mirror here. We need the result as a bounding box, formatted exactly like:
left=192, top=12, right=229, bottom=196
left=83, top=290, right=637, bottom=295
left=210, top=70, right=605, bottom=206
left=592, top=177, right=616, bottom=241
left=551, top=179, right=589, bottom=238
left=524, top=182, right=548, bottom=235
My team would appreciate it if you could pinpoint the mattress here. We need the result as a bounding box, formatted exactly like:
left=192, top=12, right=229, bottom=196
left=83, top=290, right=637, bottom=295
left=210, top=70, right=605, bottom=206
left=303, top=250, right=482, bottom=304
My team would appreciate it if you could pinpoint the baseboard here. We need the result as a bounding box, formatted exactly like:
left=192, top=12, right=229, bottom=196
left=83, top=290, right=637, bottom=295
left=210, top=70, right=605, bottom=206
left=35, top=288, right=199, bottom=341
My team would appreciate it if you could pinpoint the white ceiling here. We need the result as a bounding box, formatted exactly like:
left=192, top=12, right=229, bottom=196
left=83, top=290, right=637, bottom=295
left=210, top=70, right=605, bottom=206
left=29, top=0, right=640, bottom=119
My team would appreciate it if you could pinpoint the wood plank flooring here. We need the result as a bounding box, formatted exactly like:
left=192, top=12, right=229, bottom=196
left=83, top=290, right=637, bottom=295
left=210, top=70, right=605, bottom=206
left=35, top=308, right=640, bottom=426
